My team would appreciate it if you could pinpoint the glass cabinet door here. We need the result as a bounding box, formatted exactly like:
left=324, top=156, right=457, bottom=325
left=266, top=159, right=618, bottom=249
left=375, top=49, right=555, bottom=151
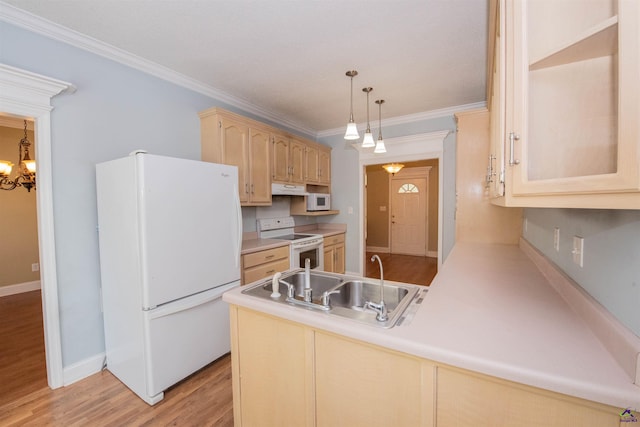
left=508, top=0, right=640, bottom=197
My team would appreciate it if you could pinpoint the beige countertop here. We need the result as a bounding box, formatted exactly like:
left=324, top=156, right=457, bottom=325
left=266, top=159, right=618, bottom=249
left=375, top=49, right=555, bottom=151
left=241, top=238, right=289, bottom=255
left=295, top=223, right=346, bottom=238
left=224, top=241, right=640, bottom=409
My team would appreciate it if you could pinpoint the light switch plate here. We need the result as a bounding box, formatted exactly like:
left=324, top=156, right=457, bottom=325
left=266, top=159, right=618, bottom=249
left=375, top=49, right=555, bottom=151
left=572, top=236, right=584, bottom=267
left=553, top=228, right=560, bottom=252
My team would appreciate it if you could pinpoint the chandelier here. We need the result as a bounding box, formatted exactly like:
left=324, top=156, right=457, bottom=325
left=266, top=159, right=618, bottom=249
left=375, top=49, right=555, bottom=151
left=0, top=120, right=36, bottom=192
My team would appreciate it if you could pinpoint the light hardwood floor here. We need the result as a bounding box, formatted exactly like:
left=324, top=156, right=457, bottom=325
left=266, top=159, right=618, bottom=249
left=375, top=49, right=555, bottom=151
left=0, top=256, right=434, bottom=425
left=0, top=290, right=233, bottom=426
left=0, top=290, right=48, bottom=407
left=1, top=354, right=233, bottom=426
left=365, top=252, right=438, bottom=286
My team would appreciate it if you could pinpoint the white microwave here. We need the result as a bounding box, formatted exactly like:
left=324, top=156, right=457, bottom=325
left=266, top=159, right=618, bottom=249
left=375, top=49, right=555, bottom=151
left=307, top=193, right=330, bottom=211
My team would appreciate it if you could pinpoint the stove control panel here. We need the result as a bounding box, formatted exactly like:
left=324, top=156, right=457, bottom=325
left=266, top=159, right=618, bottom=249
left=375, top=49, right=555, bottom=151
left=257, top=216, right=296, bottom=232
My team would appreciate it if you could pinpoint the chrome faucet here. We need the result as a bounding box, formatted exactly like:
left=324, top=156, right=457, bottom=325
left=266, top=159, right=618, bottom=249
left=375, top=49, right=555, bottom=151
left=303, top=258, right=312, bottom=302
left=365, top=254, right=388, bottom=322
left=321, top=289, right=340, bottom=307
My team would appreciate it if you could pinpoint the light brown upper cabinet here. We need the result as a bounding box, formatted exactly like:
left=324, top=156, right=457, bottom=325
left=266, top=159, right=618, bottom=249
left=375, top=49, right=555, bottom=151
left=488, top=0, right=640, bottom=208
left=304, top=143, right=331, bottom=185
left=199, top=108, right=272, bottom=206
left=305, top=143, right=320, bottom=183
left=272, top=133, right=305, bottom=185
left=318, top=146, right=331, bottom=185
left=271, top=132, right=291, bottom=183
left=201, top=107, right=332, bottom=200
left=290, top=139, right=306, bottom=184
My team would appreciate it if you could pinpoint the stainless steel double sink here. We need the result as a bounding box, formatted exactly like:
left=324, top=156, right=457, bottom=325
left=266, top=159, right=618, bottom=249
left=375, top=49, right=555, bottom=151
left=241, top=269, right=420, bottom=328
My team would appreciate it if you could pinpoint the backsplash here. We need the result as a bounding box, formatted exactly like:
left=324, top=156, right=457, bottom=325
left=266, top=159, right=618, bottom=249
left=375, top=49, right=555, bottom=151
left=522, top=208, right=640, bottom=337
left=241, top=196, right=318, bottom=233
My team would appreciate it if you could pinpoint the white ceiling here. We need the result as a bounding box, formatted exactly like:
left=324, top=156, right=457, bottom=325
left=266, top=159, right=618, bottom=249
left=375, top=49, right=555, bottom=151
left=2, top=0, right=489, bottom=136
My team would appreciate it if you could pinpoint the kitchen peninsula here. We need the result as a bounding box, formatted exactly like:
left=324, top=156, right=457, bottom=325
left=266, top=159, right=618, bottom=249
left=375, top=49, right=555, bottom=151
left=223, top=240, right=640, bottom=426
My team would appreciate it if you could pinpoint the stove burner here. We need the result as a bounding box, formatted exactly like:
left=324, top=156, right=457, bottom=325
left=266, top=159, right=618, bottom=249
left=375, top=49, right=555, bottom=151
left=256, top=217, right=322, bottom=245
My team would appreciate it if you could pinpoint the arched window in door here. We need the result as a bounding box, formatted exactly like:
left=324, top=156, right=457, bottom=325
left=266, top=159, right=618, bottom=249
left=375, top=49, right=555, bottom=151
left=398, top=183, right=419, bottom=193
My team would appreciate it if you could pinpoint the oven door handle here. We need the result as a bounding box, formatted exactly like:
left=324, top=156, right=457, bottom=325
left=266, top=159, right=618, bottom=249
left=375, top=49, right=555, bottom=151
left=294, top=239, right=323, bottom=248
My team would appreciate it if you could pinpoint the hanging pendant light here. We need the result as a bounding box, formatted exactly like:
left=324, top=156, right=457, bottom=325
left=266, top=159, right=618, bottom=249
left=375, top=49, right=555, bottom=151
left=361, top=87, right=375, bottom=148
left=0, top=120, right=36, bottom=192
left=373, top=99, right=386, bottom=153
left=343, top=70, right=360, bottom=140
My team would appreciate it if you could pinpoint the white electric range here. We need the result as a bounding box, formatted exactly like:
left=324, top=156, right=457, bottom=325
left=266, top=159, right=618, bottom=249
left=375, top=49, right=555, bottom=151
left=256, top=217, right=324, bottom=271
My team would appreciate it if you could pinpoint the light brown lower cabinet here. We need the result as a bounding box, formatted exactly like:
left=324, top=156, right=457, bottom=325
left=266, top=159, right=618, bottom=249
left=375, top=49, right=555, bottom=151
left=241, top=245, right=290, bottom=285
left=315, top=331, right=435, bottom=427
left=231, top=308, right=315, bottom=426
left=230, top=307, right=625, bottom=427
left=437, top=367, right=620, bottom=427
left=322, top=233, right=345, bottom=274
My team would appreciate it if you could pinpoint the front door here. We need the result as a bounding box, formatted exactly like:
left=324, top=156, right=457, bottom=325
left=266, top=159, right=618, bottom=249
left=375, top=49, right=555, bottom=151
left=390, top=175, right=428, bottom=256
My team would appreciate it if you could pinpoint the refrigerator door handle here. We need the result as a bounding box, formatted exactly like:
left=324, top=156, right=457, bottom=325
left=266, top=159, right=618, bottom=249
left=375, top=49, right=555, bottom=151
left=147, top=284, right=232, bottom=320
left=234, top=186, right=242, bottom=269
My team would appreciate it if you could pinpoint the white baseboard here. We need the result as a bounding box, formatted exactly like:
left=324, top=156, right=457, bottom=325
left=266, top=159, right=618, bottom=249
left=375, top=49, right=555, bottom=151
left=0, top=280, right=41, bottom=297
left=366, top=247, right=438, bottom=258
left=366, top=246, right=389, bottom=253
left=63, top=352, right=106, bottom=386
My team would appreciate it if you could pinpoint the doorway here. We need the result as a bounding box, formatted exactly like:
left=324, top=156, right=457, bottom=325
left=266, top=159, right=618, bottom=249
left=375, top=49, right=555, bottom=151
left=365, top=162, right=437, bottom=285
left=0, top=63, right=74, bottom=389
left=357, top=131, right=449, bottom=276
left=0, top=118, right=47, bottom=403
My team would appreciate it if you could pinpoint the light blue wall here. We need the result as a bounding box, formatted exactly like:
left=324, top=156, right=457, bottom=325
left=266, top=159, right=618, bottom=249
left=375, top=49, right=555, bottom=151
left=0, top=21, right=316, bottom=367
left=523, top=208, right=640, bottom=337
left=317, top=116, right=458, bottom=274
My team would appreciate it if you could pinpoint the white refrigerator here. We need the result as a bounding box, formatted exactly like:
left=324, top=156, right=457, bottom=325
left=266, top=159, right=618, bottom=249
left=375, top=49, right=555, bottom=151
left=96, top=151, right=242, bottom=405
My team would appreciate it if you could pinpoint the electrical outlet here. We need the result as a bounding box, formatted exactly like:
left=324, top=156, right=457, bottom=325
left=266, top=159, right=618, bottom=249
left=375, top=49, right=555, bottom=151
left=572, top=236, right=584, bottom=267
left=31, top=263, right=39, bottom=272
left=553, top=228, right=560, bottom=252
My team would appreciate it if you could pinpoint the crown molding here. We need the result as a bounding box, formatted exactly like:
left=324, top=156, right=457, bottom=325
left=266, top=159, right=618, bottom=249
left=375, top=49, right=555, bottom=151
left=0, top=1, right=317, bottom=137
left=351, top=130, right=451, bottom=158
left=1, top=2, right=486, bottom=140
left=317, top=101, right=486, bottom=139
